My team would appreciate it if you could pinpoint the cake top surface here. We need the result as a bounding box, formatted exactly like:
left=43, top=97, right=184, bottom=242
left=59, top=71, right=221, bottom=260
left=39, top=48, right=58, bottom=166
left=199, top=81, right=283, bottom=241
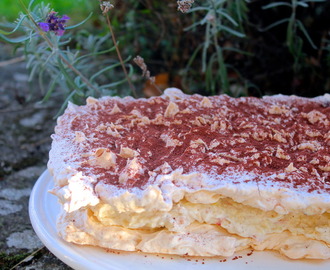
left=51, top=88, right=330, bottom=196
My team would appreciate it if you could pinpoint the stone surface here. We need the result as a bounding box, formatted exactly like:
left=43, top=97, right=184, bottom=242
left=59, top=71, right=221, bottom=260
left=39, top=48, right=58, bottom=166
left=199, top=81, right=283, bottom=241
left=0, top=59, right=71, bottom=269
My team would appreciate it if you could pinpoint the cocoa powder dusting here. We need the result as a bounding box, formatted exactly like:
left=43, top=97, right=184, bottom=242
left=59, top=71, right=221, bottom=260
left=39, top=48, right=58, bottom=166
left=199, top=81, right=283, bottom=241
left=57, top=93, right=330, bottom=193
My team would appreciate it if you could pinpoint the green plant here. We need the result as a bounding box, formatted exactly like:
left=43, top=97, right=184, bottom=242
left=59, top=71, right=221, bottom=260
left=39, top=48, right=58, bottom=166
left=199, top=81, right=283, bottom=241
left=262, top=0, right=326, bottom=72
left=0, top=0, right=135, bottom=116
left=179, top=0, right=249, bottom=96
left=1, top=0, right=329, bottom=105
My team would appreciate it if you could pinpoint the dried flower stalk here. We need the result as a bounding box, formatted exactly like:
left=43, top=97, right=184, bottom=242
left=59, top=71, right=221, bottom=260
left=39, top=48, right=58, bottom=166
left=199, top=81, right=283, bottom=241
left=177, top=0, right=195, bottom=13
left=134, top=55, right=162, bottom=95
left=99, top=0, right=137, bottom=97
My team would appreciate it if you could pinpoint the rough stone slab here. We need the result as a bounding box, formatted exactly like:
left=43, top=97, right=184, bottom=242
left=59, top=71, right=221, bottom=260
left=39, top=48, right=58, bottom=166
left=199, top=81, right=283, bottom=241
left=0, top=61, right=72, bottom=269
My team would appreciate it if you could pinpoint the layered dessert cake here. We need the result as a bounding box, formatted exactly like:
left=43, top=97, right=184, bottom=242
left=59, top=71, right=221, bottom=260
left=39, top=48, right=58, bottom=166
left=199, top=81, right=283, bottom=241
left=48, top=88, right=330, bottom=259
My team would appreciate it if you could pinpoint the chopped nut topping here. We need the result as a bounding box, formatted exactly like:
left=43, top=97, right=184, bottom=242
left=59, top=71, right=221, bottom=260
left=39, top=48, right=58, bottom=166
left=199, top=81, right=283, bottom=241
left=269, top=105, right=289, bottom=114
left=319, top=165, right=330, bottom=172
left=106, top=126, right=122, bottom=138
left=209, top=139, right=220, bottom=149
left=180, top=108, right=192, bottom=114
left=303, top=110, right=327, bottom=125
left=154, top=162, right=173, bottom=174
left=297, top=155, right=307, bottom=162
left=200, top=97, right=213, bottom=108
left=91, top=148, right=116, bottom=169
left=192, top=116, right=207, bottom=126
left=164, top=102, right=179, bottom=118
left=211, top=121, right=219, bottom=132
left=218, top=153, right=243, bottom=162
left=254, top=161, right=261, bottom=167
left=119, top=157, right=143, bottom=183
left=161, top=134, right=183, bottom=147
left=251, top=153, right=260, bottom=160
left=305, top=129, right=322, bottom=137
left=190, top=139, right=208, bottom=149
left=219, top=120, right=227, bottom=131
left=252, top=130, right=268, bottom=141
left=211, top=157, right=231, bottom=165
left=276, top=146, right=291, bottom=160
left=86, top=96, right=98, bottom=105
left=110, top=103, right=122, bottom=114
left=74, top=131, right=87, bottom=142
left=310, top=158, right=320, bottom=165
left=273, top=132, right=287, bottom=143
left=119, top=147, right=137, bottom=158
left=297, top=141, right=321, bottom=152
left=285, top=162, right=297, bottom=172
left=299, top=167, right=308, bottom=172
left=130, top=109, right=143, bottom=117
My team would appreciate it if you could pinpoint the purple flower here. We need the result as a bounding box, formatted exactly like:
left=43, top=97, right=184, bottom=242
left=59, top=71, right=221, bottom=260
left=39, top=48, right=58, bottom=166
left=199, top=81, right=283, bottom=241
left=38, top=11, right=70, bottom=36
left=38, top=22, right=50, bottom=32
left=61, top=15, right=70, bottom=21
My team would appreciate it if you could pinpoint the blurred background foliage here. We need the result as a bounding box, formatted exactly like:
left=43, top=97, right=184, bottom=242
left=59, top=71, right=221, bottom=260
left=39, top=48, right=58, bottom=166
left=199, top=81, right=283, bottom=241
left=0, top=0, right=330, bottom=105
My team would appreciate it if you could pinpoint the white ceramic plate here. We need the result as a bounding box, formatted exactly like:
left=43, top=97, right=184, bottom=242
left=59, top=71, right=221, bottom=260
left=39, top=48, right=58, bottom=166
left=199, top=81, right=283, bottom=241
left=29, top=170, right=330, bottom=270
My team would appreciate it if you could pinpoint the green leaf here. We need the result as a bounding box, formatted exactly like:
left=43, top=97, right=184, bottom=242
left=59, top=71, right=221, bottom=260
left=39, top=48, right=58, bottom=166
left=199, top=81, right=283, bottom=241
left=28, top=0, right=37, bottom=11
left=206, top=54, right=216, bottom=94
left=57, top=58, right=80, bottom=91
left=185, top=44, right=203, bottom=72
left=99, top=65, right=134, bottom=89
left=222, top=47, right=253, bottom=56
left=301, top=0, right=326, bottom=2
left=296, top=20, right=317, bottom=49
left=184, top=20, right=204, bottom=31
left=296, top=2, right=309, bottom=7
left=216, top=48, right=229, bottom=93
left=0, top=15, right=28, bottom=35
left=0, top=33, right=33, bottom=43
left=66, top=12, right=93, bottom=30
left=286, top=18, right=295, bottom=53
left=90, top=60, right=129, bottom=83
left=202, top=20, right=211, bottom=72
left=188, top=7, right=210, bottom=13
left=75, top=47, right=116, bottom=63
left=262, top=2, right=292, bottom=9
left=54, top=90, right=77, bottom=118
left=216, top=10, right=238, bottom=26
left=218, top=25, right=245, bottom=38
left=259, top=18, right=290, bottom=32
left=39, top=74, right=60, bottom=103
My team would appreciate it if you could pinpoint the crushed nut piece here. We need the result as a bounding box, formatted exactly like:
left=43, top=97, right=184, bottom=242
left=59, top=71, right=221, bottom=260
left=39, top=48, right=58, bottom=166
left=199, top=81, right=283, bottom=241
left=285, top=162, right=297, bottom=172
left=110, top=103, right=122, bottom=114
left=119, top=147, right=137, bottom=158
left=74, top=131, right=87, bottom=142
left=164, top=102, right=179, bottom=118
left=200, top=97, right=213, bottom=108
left=276, top=146, right=290, bottom=160
left=211, top=157, right=231, bottom=165
left=91, top=148, right=116, bottom=169
left=269, top=105, right=289, bottom=114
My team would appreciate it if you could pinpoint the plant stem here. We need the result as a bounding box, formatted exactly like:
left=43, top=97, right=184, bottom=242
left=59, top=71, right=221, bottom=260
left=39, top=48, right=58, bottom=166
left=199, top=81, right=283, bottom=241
left=211, top=0, right=229, bottom=93
left=105, top=13, right=137, bottom=98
